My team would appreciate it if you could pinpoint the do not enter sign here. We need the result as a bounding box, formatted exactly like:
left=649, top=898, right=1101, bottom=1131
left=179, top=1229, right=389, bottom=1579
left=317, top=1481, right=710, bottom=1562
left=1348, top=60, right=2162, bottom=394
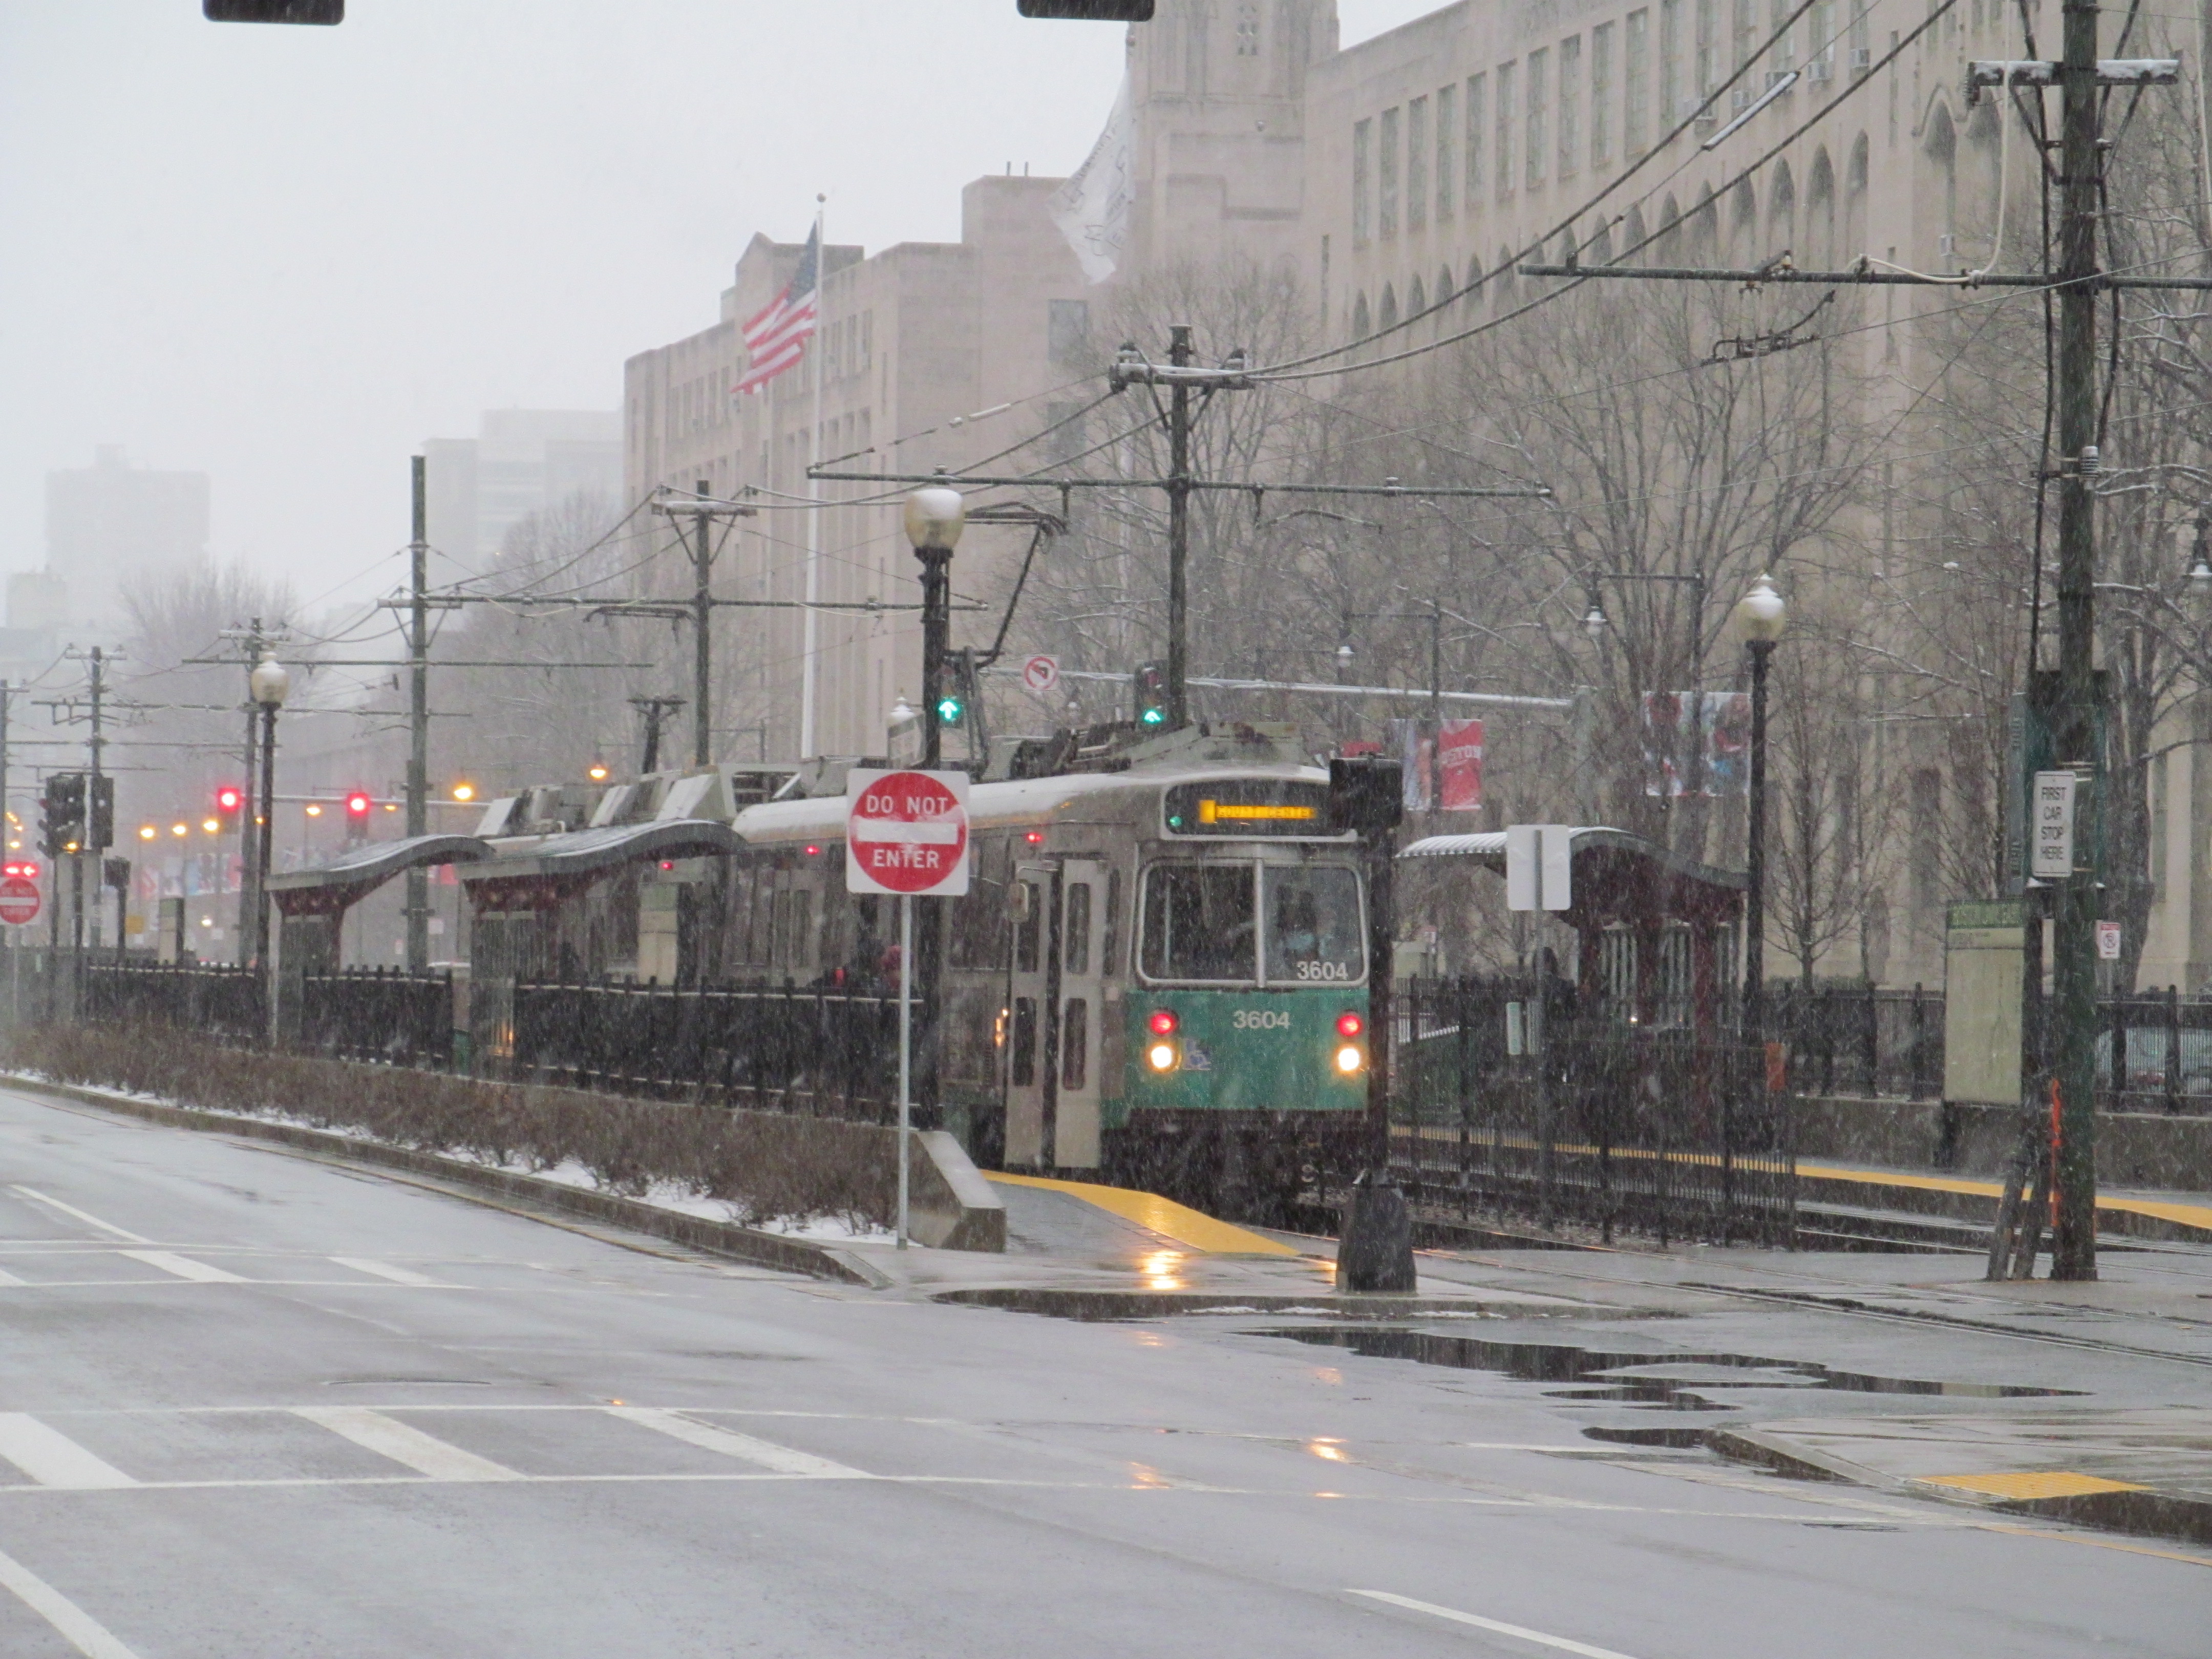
left=0, top=876, right=40, bottom=927
left=845, top=769, right=971, bottom=897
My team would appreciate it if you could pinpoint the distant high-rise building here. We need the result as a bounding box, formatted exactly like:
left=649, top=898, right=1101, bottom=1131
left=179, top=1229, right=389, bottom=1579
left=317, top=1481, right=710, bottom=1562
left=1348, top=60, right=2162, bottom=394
left=420, top=410, right=623, bottom=565
left=41, top=445, right=210, bottom=633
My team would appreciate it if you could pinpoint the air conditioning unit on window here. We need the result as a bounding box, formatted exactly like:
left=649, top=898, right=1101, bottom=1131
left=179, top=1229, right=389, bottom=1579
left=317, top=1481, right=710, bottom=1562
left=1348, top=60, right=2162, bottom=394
left=1938, top=232, right=1957, bottom=258
left=1732, top=86, right=1755, bottom=113
left=1767, top=67, right=1797, bottom=90
left=1807, top=55, right=1835, bottom=81
left=1850, top=45, right=1873, bottom=73
left=1681, top=94, right=1718, bottom=128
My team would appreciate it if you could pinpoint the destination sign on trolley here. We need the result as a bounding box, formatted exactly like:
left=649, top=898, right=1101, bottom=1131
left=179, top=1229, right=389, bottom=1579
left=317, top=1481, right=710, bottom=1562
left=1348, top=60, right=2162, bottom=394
left=1162, top=780, right=1339, bottom=838
left=845, top=769, right=972, bottom=897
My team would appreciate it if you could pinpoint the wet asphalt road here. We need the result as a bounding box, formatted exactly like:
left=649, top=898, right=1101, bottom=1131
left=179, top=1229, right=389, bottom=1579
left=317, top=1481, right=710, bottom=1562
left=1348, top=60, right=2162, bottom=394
left=0, top=1083, right=2203, bottom=1659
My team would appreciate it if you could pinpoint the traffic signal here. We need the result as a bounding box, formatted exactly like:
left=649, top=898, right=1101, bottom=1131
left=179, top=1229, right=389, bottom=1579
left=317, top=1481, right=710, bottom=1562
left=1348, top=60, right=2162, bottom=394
left=203, top=2, right=344, bottom=22
left=934, top=693, right=965, bottom=728
left=1327, top=756, right=1406, bottom=836
left=214, top=784, right=244, bottom=833
left=345, top=790, right=373, bottom=830
left=1017, top=2, right=1156, bottom=17
left=89, top=776, right=114, bottom=852
left=1133, top=661, right=1169, bottom=727
left=41, top=775, right=85, bottom=857
left=3, top=859, right=41, bottom=881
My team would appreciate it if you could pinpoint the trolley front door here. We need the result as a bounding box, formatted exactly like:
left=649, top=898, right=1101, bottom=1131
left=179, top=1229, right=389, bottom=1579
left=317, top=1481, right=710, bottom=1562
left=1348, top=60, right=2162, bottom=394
left=1004, top=862, right=1057, bottom=1169
left=1053, top=859, right=1108, bottom=1170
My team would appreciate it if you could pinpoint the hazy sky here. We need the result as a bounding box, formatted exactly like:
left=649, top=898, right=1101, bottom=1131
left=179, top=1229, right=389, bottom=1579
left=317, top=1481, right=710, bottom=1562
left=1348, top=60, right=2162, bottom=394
left=1, top=1, right=1439, bottom=623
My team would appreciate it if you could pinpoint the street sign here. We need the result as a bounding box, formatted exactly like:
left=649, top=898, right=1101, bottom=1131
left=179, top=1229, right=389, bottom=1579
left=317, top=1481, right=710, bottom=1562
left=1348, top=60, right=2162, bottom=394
left=1021, top=653, right=1061, bottom=694
left=1505, top=824, right=1572, bottom=911
left=0, top=877, right=41, bottom=927
left=845, top=769, right=971, bottom=897
left=2031, top=770, right=2078, bottom=880
left=2096, top=920, right=2122, bottom=961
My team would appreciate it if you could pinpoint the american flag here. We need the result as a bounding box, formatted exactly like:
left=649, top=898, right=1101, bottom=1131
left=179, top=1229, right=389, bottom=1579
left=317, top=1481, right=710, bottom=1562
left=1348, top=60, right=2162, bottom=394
left=735, top=223, right=820, bottom=396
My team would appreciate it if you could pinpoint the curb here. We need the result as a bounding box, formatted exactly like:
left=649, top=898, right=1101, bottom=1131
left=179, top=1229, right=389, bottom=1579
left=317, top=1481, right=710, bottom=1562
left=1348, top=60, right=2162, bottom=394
left=0, top=1072, right=888, bottom=1287
left=931, top=1286, right=1575, bottom=1321
left=1707, top=1424, right=2212, bottom=1549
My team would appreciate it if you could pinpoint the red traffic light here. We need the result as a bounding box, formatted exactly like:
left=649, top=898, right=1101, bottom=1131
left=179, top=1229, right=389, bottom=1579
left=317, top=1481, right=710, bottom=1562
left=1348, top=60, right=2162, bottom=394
left=3, top=860, right=39, bottom=880
left=214, top=785, right=243, bottom=814
left=345, top=791, right=373, bottom=818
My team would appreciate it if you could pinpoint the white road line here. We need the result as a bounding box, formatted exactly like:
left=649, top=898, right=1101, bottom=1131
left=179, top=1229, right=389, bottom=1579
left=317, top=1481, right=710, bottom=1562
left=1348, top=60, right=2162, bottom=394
left=291, top=1407, right=521, bottom=1482
left=328, top=1257, right=442, bottom=1286
left=0, top=1542, right=143, bottom=1659
left=604, top=1406, right=870, bottom=1478
left=0, top=1415, right=137, bottom=1490
left=114, top=1250, right=247, bottom=1284
left=1348, top=1591, right=1643, bottom=1658
left=7, top=1187, right=151, bottom=1245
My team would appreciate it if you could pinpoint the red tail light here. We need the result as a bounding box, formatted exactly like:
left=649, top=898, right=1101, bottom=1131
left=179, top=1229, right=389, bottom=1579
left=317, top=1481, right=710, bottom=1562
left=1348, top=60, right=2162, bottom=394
left=1147, top=1009, right=1179, bottom=1036
left=1336, top=1011, right=1365, bottom=1038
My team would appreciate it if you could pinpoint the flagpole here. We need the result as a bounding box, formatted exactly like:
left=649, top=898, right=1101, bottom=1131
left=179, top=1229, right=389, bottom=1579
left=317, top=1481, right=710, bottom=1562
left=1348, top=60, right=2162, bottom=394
left=799, top=196, right=825, bottom=760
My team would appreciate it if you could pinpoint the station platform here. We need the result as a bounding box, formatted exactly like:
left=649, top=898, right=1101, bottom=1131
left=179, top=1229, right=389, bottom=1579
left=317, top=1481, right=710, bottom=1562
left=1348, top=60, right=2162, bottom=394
left=1794, top=1157, right=2212, bottom=1245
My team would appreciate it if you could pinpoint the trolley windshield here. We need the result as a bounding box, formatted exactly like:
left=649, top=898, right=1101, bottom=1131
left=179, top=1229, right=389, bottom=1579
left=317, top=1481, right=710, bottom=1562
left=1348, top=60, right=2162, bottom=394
left=1139, top=862, right=1365, bottom=985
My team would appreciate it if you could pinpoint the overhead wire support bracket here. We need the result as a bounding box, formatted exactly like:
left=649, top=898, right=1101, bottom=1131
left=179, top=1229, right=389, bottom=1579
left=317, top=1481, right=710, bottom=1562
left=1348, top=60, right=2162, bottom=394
left=1964, top=57, right=2179, bottom=102
left=1516, top=260, right=2212, bottom=290
left=806, top=467, right=1548, bottom=499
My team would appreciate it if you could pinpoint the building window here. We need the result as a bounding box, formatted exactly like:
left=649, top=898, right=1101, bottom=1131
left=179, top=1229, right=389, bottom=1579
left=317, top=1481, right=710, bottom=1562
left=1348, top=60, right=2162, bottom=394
left=1436, top=82, right=1456, bottom=221
left=1695, top=0, right=1717, bottom=96
left=1353, top=118, right=1373, bottom=245
left=1379, top=105, right=1400, bottom=238
left=1407, top=96, right=1429, bottom=231
left=1591, top=24, right=1613, bottom=164
left=1525, top=49, right=1547, bottom=189
left=1495, top=62, right=1515, bottom=199
left=1810, top=0, right=1836, bottom=74
left=1465, top=73, right=1487, bottom=206
left=1236, top=0, right=1260, bottom=56
left=1558, top=37, right=1581, bottom=179
left=1850, top=1, right=1871, bottom=67
left=1770, top=0, right=1798, bottom=71
left=1048, top=299, right=1090, bottom=365
left=1626, top=10, right=1650, bottom=151
left=1733, top=0, right=1756, bottom=74
left=1661, top=0, right=1683, bottom=121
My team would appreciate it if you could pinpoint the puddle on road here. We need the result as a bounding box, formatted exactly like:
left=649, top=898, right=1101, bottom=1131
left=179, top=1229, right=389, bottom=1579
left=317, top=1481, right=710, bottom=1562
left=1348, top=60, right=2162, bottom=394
left=1259, top=1328, right=2083, bottom=1412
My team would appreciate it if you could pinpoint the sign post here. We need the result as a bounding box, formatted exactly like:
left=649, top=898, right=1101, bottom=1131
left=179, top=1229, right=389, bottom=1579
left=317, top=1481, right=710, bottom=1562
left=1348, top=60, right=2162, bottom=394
left=845, top=769, right=971, bottom=1248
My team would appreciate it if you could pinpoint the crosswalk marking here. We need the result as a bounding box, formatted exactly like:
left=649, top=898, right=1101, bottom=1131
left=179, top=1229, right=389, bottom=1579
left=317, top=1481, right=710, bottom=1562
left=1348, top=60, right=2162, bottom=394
left=115, top=1250, right=246, bottom=1284
left=604, top=1406, right=870, bottom=1478
left=328, top=1257, right=442, bottom=1286
left=7, top=1186, right=152, bottom=1244
left=0, top=1414, right=138, bottom=1490
left=0, top=1541, right=144, bottom=1659
left=290, top=1407, right=521, bottom=1482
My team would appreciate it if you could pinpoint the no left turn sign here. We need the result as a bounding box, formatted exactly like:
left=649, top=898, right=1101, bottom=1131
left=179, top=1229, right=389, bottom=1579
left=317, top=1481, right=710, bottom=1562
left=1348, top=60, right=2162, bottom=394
left=1021, top=653, right=1060, bottom=694
left=845, top=769, right=971, bottom=898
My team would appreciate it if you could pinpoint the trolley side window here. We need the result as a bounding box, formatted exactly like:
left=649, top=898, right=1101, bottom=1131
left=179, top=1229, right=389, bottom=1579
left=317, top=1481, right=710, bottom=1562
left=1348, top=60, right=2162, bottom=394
left=1064, top=882, right=1092, bottom=975
left=1263, top=865, right=1365, bottom=985
left=1139, top=863, right=1256, bottom=983
left=1101, top=867, right=1123, bottom=978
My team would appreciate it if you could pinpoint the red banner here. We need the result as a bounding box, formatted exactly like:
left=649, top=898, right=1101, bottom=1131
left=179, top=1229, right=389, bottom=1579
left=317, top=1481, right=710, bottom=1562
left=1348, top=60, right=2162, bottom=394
left=1438, top=718, right=1484, bottom=811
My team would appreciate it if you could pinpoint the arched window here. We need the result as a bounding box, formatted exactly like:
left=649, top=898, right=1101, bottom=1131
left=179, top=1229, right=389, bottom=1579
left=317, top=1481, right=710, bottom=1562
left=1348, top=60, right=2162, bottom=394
left=1689, top=188, right=1718, bottom=260
left=1352, top=291, right=1371, bottom=337
left=1656, top=195, right=1682, bottom=261
left=1588, top=222, right=1614, bottom=266
left=1728, top=176, right=1757, bottom=261
left=1379, top=283, right=1399, bottom=329
left=1407, top=276, right=1427, bottom=317
left=1462, top=254, right=1484, bottom=306
left=1806, top=147, right=1836, bottom=269
left=1768, top=160, right=1796, bottom=259
left=1437, top=264, right=1455, bottom=303
left=1494, top=246, right=1517, bottom=303
left=1622, top=206, right=1647, bottom=265
left=1925, top=102, right=1958, bottom=266
left=1844, top=133, right=1870, bottom=260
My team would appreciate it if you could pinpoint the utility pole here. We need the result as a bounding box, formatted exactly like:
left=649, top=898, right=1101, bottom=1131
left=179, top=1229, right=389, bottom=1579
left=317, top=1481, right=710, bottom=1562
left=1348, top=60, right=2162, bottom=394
left=2048, top=0, right=2102, bottom=1281
left=630, top=695, right=686, bottom=775
left=407, top=456, right=431, bottom=972
left=233, top=620, right=264, bottom=966
left=651, top=483, right=754, bottom=770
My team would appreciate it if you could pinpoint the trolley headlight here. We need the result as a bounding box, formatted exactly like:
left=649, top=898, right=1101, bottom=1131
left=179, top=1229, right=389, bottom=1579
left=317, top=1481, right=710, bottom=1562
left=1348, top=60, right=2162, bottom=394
left=1334, top=1044, right=1366, bottom=1075
left=1146, top=1040, right=1180, bottom=1073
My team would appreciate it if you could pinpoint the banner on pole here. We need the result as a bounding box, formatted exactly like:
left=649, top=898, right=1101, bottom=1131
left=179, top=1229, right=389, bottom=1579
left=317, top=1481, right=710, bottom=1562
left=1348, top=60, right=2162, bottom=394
left=1438, top=717, right=1483, bottom=811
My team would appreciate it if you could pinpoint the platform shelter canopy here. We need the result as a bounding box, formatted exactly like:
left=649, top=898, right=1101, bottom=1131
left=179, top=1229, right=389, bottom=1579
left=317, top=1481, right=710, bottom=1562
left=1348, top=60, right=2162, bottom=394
left=265, top=834, right=493, bottom=919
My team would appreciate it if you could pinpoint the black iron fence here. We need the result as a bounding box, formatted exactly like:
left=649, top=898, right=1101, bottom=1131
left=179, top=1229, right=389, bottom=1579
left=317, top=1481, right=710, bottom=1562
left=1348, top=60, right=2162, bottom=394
left=1390, top=975, right=1795, bottom=1244
left=299, top=968, right=454, bottom=1070
left=511, top=979, right=901, bottom=1120
left=81, top=961, right=266, bottom=1047
left=1768, top=983, right=1945, bottom=1101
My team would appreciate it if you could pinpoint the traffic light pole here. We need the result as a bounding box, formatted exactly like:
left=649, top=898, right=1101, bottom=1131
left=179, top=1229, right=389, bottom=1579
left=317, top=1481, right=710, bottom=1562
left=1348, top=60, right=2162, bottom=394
left=913, top=541, right=953, bottom=1131
left=407, top=458, right=431, bottom=972
left=1165, top=325, right=1194, bottom=730
left=2049, top=0, right=2102, bottom=1280
left=235, top=621, right=264, bottom=967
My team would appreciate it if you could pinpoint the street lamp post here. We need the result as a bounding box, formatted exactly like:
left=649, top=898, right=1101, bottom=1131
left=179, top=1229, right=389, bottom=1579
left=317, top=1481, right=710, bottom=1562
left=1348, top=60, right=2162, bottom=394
left=1732, top=575, right=1787, bottom=1049
left=903, top=485, right=966, bottom=1134
left=904, top=485, right=966, bottom=769
left=248, top=657, right=290, bottom=974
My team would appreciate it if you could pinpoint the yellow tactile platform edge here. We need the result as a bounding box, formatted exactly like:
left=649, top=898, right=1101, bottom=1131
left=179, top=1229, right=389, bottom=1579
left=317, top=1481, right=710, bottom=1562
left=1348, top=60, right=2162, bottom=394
left=1921, top=1470, right=2150, bottom=1501
left=984, top=1172, right=1298, bottom=1256
left=1796, top=1160, right=2212, bottom=1236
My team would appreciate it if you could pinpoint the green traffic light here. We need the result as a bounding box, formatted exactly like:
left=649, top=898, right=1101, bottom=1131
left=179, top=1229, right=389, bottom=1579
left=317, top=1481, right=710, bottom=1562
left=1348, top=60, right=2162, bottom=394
left=935, top=696, right=964, bottom=725
left=1140, top=706, right=1166, bottom=726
